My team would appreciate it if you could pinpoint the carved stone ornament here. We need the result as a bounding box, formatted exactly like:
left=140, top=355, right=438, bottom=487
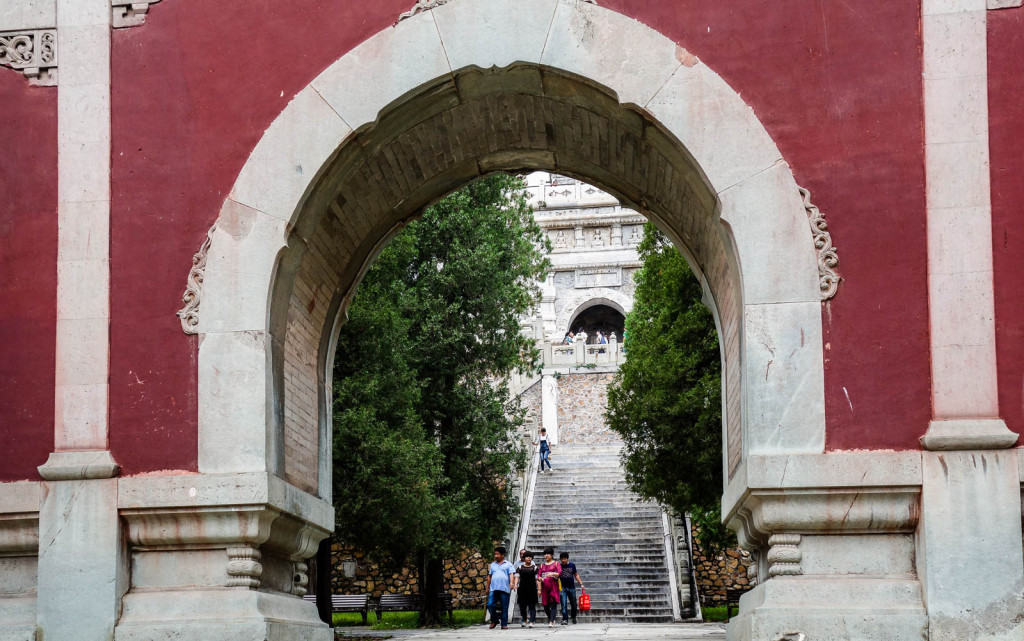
left=292, top=561, right=309, bottom=596
left=398, top=0, right=595, bottom=22
left=766, top=533, right=802, bottom=577
left=112, top=0, right=163, bottom=28
left=226, top=546, right=263, bottom=588
left=799, top=187, right=840, bottom=300
left=0, top=30, right=57, bottom=86
left=177, top=224, right=216, bottom=335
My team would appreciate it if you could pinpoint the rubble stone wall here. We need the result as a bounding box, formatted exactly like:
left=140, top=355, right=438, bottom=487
left=555, top=372, right=621, bottom=445
left=330, top=543, right=489, bottom=608
left=690, top=525, right=754, bottom=606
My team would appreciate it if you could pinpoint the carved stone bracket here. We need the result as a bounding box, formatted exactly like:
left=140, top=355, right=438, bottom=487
left=398, top=0, right=595, bottom=22
left=226, top=546, right=263, bottom=588
left=112, top=0, right=163, bottom=28
left=177, top=223, right=215, bottom=335
left=798, top=187, right=840, bottom=300
left=292, top=561, right=309, bottom=596
left=0, top=30, right=57, bottom=86
left=766, top=533, right=802, bottom=577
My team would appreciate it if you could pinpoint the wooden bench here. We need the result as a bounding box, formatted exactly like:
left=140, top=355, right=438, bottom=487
left=725, top=588, right=749, bottom=621
left=302, top=594, right=370, bottom=623
left=375, top=593, right=454, bottom=624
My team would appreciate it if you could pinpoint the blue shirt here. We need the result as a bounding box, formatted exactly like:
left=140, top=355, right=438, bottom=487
left=489, top=560, right=515, bottom=593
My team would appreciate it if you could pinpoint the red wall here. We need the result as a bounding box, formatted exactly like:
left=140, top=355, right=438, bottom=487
left=0, top=73, right=57, bottom=481
left=989, top=7, right=1024, bottom=438
left=108, top=0, right=930, bottom=473
left=608, top=0, right=931, bottom=450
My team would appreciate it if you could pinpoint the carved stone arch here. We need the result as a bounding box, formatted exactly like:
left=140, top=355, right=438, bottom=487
left=195, top=0, right=825, bottom=515
left=556, top=288, right=634, bottom=338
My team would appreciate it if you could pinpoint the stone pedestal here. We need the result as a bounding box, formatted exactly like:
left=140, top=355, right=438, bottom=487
left=725, top=452, right=929, bottom=641
left=916, top=450, right=1024, bottom=641
left=0, top=472, right=333, bottom=641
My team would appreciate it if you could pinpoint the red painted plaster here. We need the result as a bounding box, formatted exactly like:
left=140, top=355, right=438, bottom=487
left=0, top=73, right=57, bottom=481
left=989, top=7, right=1024, bottom=438
left=604, top=0, right=931, bottom=450
left=109, top=0, right=930, bottom=472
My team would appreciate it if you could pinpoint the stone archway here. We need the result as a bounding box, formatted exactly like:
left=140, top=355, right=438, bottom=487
left=187, top=1, right=827, bottom=637
left=556, top=288, right=633, bottom=339
left=196, top=0, right=824, bottom=494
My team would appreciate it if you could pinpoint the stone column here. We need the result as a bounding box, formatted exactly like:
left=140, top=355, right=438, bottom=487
left=541, top=374, right=558, bottom=445
left=35, top=0, right=126, bottom=639
left=916, top=1, right=1024, bottom=638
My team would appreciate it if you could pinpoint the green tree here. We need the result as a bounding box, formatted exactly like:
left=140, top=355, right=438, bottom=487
left=332, top=173, right=551, bottom=624
left=605, top=222, right=732, bottom=549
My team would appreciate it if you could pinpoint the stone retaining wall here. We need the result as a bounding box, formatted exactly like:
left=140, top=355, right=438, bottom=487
left=555, top=372, right=622, bottom=444
left=690, top=525, right=754, bottom=606
left=330, top=543, right=489, bottom=608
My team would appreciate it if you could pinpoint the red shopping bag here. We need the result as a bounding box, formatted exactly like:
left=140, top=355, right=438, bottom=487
left=578, top=588, right=591, bottom=612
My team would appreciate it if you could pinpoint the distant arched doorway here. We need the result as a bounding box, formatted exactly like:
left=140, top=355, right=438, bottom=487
left=568, top=304, right=625, bottom=343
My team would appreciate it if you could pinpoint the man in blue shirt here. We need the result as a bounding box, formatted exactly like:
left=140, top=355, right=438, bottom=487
left=485, top=546, right=516, bottom=629
left=558, top=552, right=585, bottom=624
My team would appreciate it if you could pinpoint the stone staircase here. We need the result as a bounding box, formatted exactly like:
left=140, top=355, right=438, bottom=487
left=520, top=444, right=676, bottom=623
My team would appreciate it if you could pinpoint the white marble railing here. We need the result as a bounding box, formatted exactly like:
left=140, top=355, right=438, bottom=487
left=544, top=337, right=624, bottom=367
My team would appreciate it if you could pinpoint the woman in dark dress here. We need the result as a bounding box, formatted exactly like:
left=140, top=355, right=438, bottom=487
left=515, top=551, right=539, bottom=627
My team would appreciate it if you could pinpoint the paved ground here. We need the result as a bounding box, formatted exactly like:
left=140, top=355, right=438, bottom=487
left=336, top=623, right=726, bottom=640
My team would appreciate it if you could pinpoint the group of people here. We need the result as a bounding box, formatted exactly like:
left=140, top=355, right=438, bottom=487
left=485, top=546, right=585, bottom=630
left=560, top=328, right=612, bottom=345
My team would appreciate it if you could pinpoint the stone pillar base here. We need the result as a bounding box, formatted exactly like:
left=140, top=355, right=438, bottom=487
left=727, top=577, right=928, bottom=641
left=115, top=589, right=330, bottom=641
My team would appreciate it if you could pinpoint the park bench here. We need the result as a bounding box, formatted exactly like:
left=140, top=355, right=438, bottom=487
left=375, top=593, right=454, bottom=624
left=725, top=588, right=749, bottom=621
left=302, top=594, right=371, bottom=623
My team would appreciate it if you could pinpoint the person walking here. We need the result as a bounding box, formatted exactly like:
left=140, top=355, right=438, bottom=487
left=515, top=551, right=539, bottom=628
left=538, top=548, right=562, bottom=627
left=485, top=546, right=515, bottom=630
left=534, top=428, right=553, bottom=473
left=558, top=552, right=585, bottom=625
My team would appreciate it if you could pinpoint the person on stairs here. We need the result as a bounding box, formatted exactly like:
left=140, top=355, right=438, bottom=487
left=558, top=552, right=585, bottom=624
left=534, top=428, right=553, bottom=473
left=515, top=551, right=539, bottom=628
left=486, top=546, right=515, bottom=630
left=538, top=548, right=562, bottom=627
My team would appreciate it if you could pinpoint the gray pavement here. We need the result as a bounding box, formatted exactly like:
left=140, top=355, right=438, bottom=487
left=337, top=622, right=726, bottom=640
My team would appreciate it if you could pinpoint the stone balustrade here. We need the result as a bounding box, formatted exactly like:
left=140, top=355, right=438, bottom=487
left=544, top=336, right=625, bottom=368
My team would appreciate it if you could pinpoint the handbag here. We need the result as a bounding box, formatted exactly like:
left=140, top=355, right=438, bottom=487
left=578, top=588, right=591, bottom=611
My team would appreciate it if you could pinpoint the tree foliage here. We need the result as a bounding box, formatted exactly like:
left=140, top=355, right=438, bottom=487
left=605, top=222, right=732, bottom=550
left=331, top=174, right=551, bottom=617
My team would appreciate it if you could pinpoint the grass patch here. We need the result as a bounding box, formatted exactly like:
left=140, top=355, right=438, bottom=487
left=332, top=609, right=485, bottom=630
left=702, top=606, right=730, bottom=622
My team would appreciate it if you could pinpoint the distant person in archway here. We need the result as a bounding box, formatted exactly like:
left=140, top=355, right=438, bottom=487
left=558, top=552, right=585, bottom=625
left=515, top=551, right=539, bottom=628
left=562, top=332, right=574, bottom=345
left=534, top=428, right=553, bottom=473
left=538, top=548, right=562, bottom=627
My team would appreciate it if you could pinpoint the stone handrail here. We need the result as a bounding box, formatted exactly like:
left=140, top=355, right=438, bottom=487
left=544, top=336, right=625, bottom=368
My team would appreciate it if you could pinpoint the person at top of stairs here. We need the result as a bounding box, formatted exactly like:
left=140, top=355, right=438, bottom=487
left=558, top=552, right=585, bottom=625
left=534, top=428, right=553, bottom=473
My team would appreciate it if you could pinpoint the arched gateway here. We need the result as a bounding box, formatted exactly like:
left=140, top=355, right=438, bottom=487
left=15, top=1, right=1023, bottom=640
left=181, top=2, right=833, bottom=638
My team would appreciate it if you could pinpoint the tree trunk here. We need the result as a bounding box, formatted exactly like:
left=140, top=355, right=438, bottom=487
left=419, top=555, right=445, bottom=626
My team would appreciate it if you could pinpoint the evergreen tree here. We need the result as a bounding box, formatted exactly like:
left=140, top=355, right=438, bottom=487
left=605, top=222, right=732, bottom=549
left=332, top=174, right=551, bottom=623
